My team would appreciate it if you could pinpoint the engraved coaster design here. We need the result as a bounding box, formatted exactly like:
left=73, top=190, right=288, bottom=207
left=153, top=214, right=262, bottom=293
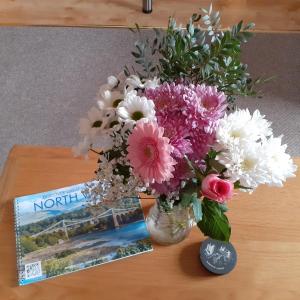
left=200, top=238, right=237, bottom=275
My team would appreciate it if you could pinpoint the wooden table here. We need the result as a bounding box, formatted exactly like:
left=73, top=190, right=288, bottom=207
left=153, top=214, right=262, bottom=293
left=0, top=0, right=299, bottom=32
left=0, top=145, right=300, bottom=300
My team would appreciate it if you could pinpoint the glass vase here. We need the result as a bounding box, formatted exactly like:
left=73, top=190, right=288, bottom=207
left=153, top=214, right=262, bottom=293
left=146, top=202, right=195, bottom=245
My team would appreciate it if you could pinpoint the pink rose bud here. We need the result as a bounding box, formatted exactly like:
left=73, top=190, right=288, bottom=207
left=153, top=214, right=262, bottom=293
left=201, top=174, right=234, bottom=203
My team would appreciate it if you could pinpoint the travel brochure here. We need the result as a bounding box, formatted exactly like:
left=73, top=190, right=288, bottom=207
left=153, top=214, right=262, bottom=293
left=14, top=182, right=152, bottom=285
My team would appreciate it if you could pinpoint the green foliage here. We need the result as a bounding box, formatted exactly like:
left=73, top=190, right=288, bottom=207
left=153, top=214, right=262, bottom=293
left=20, top=206, right=145, bottom=254
left=20, top=236, right=38, bottom=254
left=55, top=249, right=76, bottom=259
left=127, top=5, right=267, bottom=108
left=234, top=180, right=253, bottom=190
left=43, top=258, right=71, bottom=277
left=116, top=238, right=152, bottom=258
left=204, top=149, right=227, bottom=176
left=157, top=194, right=173, bottom=212
left=180, top=179, right=199, bottom=208
left=20, top=207, right=92, bottom=236
left=197, top=198, right=231, bottom=242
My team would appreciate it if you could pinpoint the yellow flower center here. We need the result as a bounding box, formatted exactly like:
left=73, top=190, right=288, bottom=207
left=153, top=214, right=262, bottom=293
left=241, top=158, right=255, bottom=171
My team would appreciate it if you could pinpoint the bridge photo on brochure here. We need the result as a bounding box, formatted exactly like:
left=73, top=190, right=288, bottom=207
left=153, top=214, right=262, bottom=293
left=14, top=182, right=152, bottom=285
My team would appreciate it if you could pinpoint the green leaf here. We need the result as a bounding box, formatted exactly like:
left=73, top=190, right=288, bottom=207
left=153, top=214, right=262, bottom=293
left=197, top=198, right=231, bottom=242
left=236, top=20, right=243, bottom=33
left=207, top=149, right=220, bottom=159
left=218, top=203, right=228, bottom=212
left=234, top=180, right=252, bottom=190
left=192, top=197, right=202, bottom=222
left=192, top=13, right=201, bottom=23
left=180, top=191, right=195, bottom=208
left=131, top=51, right=140, bottom=58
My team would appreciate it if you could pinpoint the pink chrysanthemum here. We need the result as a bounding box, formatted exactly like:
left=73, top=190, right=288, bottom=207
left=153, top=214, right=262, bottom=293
left=146, top=82, right=227, bottom=132
left=189, top=128, right=216, bottom=162
left=127, top=121, right=176, bottom=184
left=158, top=114, right=193, bottom=158
left=145, top=82, right=227, bottom=161
left=151, top=158, right=193, bottom=194
left=194, top=84, right=227, bottom=133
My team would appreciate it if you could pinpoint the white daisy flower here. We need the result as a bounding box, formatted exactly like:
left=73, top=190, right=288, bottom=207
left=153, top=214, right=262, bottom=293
left=124, top=75, right=143, bottom=91
left=124, top=75, right=160, bottom=92
left=72, top=136, right=91, bottom=157
left=263, top=136, right=297, bottom=187
left=79, top=107, right=108, bottom=138
left=107, top=75, right=119, bottom=89
left=103, top=112, right=120, bottom=131
left=216, top=109, right=272, bottom=150
left=143, top=77, right=160, bottom=90
left=98, top=74, right=120, bottom=96
left=92, top=134, right=114, bottom=152
left=97, top=90, right=124, bottom=110
left=117, top=91, right=156, bottom=124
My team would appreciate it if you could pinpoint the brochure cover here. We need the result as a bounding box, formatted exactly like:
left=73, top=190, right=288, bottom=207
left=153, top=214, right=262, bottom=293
left=14, top=182, right=152, bottom=285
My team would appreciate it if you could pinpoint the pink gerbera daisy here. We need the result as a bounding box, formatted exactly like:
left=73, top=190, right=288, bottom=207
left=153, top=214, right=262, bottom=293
left=127, top=121, right=176, bottom=184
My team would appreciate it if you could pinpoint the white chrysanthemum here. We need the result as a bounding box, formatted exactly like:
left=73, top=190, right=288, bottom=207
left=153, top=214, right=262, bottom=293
left=217, top=133, right=297, bottom=191
left=263, top=136, right=297, bottom=187
left=97, top=90, right=124, bottom=110
left=216, top=109, right=272, bottom=150
left=117, top=91, right=156, bottom=124
left=217, top=142, right=269, bottom=190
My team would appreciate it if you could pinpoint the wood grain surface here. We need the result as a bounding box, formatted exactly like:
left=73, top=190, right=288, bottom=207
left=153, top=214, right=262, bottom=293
left=0, top=0, right=299, bottom=32
left=0, top=145, right=300, bottom=300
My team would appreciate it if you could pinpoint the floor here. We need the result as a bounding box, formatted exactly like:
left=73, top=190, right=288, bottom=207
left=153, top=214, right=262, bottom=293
left=0, top=28, right=299, bottom=172
left=0, top=0, right=299, bottom=31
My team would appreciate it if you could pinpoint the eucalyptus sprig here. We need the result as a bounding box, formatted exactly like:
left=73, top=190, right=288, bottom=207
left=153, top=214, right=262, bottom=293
left=126, top=4, right=268, bottom=108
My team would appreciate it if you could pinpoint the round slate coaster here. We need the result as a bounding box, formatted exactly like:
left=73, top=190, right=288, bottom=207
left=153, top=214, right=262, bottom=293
left=200, top=238, right=237, bottom=275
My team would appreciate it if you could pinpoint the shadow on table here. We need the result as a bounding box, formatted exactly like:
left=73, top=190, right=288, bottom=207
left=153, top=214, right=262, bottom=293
left=179, top=242, right=213, bottom=278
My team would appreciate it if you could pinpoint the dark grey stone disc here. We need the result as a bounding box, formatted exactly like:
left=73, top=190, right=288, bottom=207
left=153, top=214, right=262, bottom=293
left=199, top=238, right=237, bottom=275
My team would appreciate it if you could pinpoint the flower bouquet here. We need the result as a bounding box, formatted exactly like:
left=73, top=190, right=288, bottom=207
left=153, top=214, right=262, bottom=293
left=73, top=5, right=296, bottom=245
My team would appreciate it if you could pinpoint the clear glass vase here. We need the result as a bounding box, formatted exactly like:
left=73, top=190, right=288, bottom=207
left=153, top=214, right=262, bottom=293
left=146, top=202, right=195, bottom=245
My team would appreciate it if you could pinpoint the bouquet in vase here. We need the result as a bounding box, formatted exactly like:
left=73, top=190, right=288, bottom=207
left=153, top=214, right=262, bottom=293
left=73, top=5, right=296, bottom=245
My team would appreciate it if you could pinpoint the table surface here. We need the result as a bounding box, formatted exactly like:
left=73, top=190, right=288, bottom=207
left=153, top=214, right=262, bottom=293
left=0, top=145, right=300, bottom=300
